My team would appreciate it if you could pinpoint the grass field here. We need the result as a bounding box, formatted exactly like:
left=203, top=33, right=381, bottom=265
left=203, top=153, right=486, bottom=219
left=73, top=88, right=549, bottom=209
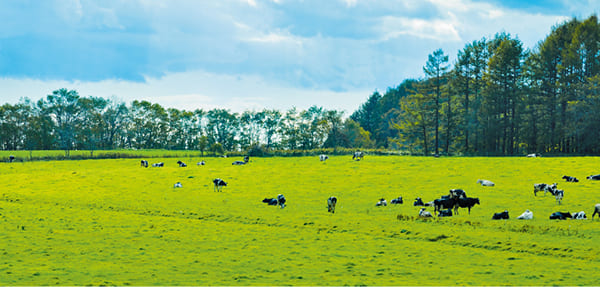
left=1, top=155, right=599, bottom=285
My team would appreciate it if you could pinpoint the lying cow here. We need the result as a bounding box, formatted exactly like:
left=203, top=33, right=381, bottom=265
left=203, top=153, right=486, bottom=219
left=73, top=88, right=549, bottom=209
left=492, top=210, right=509, bottom=220
left=319, top=154, right=329, bottom=162
left=549, top=211, right=572, bottom=220
left=152, top=162, right=164, bottom=167
left=476, top=179, right=495, bottom=186
left=375, top=198, right=387, bottom=207
left=177, top=160, right=187, bottom=167
left=572, top=211, right=587, bottom=219
left=277, top=194, right=286, bottom=208
left=390, top=196, right=403, bottom=204
left=173, top=182, right=182, bottom=188
left=141, top=160, right=149, bottom=167
left=533, top=183, right=557, bottom=196
left=327, top=196, right=337, bottom=213
left=419, top=208, right=433, bottom=218
left=587, top=174, right=600, bottom=180
left=197, top=160, right=206, bottom=166
left=262, top=198, right=278, bottom=205
left=438, top=208, right=453, bottom=217
left=517, top=209, right=533, bottom=220
left=527, top=153, right=541, bottom=157
left=562, top=175, right=579, bottom=182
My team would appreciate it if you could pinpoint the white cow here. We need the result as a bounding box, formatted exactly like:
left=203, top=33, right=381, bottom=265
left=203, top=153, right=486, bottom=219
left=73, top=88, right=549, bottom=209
left=476, top=179, right=495, bottom=186
left=319, top=154, right=329, bottom=162
left=516, top=209, right=533, bottom=220
left=419, top=208, right=433, bottom=218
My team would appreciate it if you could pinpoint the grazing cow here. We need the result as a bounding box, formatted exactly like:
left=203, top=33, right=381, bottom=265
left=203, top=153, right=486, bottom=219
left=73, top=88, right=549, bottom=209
left=177, top=160, right=187, bottom=167
left=587, top=174, right=600, bottom=180
left=173, top=182, right=182, bottom=188
left=434, top=197, right=457, bottom=213
left=262, top=198, right=278, bottom=205
left=376, top=198, right=387, bottom=207
left=197, top=160, right=206, bottom=166
left=492, top=210, right=509, bottom=220
left=562, top=175, right=579, bottom=182
left=9, top=155, right=15, bottom=163
left=476, top=179, right=495, bottom=186
left=527, top=153, right=541, bottom=157
left=449, top=189, right=467, bottom=199
left=419, top=208, right=433, bottom=218
left=572, top=211, right=587, bottom=219
left=549, top=211, right=572, bottom=220
left=533, top=183, right=557, bottom=196
left=554, top=189, right=564, bottom=204
left=592, top=204, right=600, bottom=219
left=438, top=208, right=453, bottom=217
left=390, top=196, right=403, bottom=204
left=213, top=178, right=227, bottom=192
left=319, top=154, right=329, bottom=162
left=517, top=209, right=533, bottom=220
left=327, top=196, right=337, bottom=213
left=352, top=151, right=364, bottom=161
left=277, top=194, right=286, bottom=208
left=140, top=160, right=149, bottom=167
left=454, top=197, right=480, bottom=215
left=152, top=162, right=164, bottom=167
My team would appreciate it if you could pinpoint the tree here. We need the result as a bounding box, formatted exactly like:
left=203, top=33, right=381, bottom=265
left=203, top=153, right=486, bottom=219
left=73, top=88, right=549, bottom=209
left=38, top=89, right=82, bottom=156
left=423, top=49, right=449, bottom=155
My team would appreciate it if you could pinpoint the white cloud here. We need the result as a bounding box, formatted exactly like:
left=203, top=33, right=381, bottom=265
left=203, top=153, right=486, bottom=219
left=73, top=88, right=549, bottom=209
left=378, top=16, right=462, bottom=42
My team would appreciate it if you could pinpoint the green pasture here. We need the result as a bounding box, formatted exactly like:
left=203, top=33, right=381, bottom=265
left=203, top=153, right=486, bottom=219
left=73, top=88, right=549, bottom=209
left=1, top=155, right=599, bottom=285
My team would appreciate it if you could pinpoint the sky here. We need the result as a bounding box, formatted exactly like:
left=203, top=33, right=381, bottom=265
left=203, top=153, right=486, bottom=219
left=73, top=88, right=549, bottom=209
left=0, top=0, right=598, bottom=115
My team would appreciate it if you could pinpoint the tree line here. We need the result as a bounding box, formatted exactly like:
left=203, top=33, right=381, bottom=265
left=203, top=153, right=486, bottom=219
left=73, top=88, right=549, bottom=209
left=0, top=89, right=374, bottom=155
left=351, top=15, right=600, bottom=155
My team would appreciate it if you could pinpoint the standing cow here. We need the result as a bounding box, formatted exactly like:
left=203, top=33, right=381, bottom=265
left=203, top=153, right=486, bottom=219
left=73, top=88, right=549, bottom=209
left=327, top=196, right=337, bottom=213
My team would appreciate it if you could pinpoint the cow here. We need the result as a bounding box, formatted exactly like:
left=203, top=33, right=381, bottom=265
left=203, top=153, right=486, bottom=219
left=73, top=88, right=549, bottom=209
left=390, top=196, right=403, bottom=204
left=434, top=197, right=457, bottom=213
left=262, top=198, right=278, bottom=205
left=152, top=162, right=164, bottom=167
left=177, top=160, right=187, bottom=167
left=492, top=210, right=509, bottom=220
left=173, top=182, right=182, bottom=188
left=562, top=175, right=579, bottom=182
left=572, top=211, right=587, bottom=219
left=554, top=189, right=564, bottom=204
left=213, top=178, right=227, bottom=192
left=376, top=198, right=387, bottom=207
left=140, top=160, right=149, bottom=167
left=593, top=204, right=600, bottom=220
left=327, top=196, right=337, bottom=213
left=232, top=160, right=246, bottom=165
left=197, top=160, right=206, bottom=166
left=438, top=208, right=453, bottom=217
left=587, top=174, right=600, bottom=180
left=419, top=208, right=433, bottom=218
left=449, top=189, right=467, bottom=199
left=476, top=179, right=495, bottom=186
left=533, top=183, right=557, bottom=196
left=527, top=153, right=541, bottom=157
left=319, top=154, right=329, bottom=162
left=414, top=197, right=425, bottom=206
left=549, top=211, right=572, bottom=220
left=244, top=155, right=250, bottom=163
left=352, top=151, right=364, bottom=161
left=517, top=209, right=533, bottom=220
left=277, top=194, right=286, bottom=208
left=454, top=197, right=480, bottom=215
left=9, top=155, right=15, bottom=163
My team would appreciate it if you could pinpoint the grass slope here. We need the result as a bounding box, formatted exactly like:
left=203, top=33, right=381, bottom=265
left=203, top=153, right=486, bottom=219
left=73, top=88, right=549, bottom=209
left=1, top=156, right=599, bottom=285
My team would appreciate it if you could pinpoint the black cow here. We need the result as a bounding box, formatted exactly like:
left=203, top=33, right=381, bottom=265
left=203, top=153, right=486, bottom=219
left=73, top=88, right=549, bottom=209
left=177, top=160, right=187, bottom=167
left=140, top=160, right=149, bottom=167
left=492, top=210, right=509, bottom=220
left=562, top=175, right=579, bottom=182
left=593, top=204, right=600, bottom=220
left=263, top=198, right=278, bottom=205
left=438, top=208, right=453, bottom=217
left=327, top=196, right=337, bottom=213
left=390, top=196, right=403, bottom=204
left=434, top=197, right=457, bottom=213
left=414, top=197, right=425, bottom=206
left=587, top=174, right=600, bottom=180
left=213, top=178, right=227, bottom=192
left=549, top=211, right=572, bottom=220
left=454, top=197, right=480, bottom=215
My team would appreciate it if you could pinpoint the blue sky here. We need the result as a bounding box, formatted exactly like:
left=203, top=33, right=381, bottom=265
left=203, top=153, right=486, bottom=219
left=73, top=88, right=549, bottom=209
left=0, top=0, right=598, bottom=114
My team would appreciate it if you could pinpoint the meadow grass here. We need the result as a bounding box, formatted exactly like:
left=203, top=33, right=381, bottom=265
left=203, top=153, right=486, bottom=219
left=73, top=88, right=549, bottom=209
left=1, top=155, right=599, bottom=285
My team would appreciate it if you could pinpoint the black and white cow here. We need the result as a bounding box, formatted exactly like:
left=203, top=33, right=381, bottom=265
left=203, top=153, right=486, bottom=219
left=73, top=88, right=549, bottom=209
left=152, top=162, right=164, bottom=167
left=140, top=160, right=149, bottom=167
left=587, top=174, right=600, bottom=180
left=527, top=153, right=541, bottom=157
left=319, top=154, right=329, bottom=162
left=277, top=194, right=286, bottom=208
left=449, top=189, right=467, bottom=199
left=562, top=175, right=579, bottom=182
left=262, top=198, right=278, bottom=205
left=177, top=160, right=187, bottom=167
left=549, top=211, right=572, bottom=220
left=419, top=208, right=433, bottom=218
left=376, top=198, right=387, bottom=206
left=390, top=196, right=403, bottom=204
left=572, top=211, right=587, bottom=219
left=327, top=196, right=337, bottom=213
left=232, top=160, right=246, bottom=165
left=197, top=160, right=206, bottom=166
left=434, top=197, right=457, bottom=213
left=492, top=210, right=509, bottom=220
left=438, top=208, right=453, bottom=217
left=8, top=155, right=15, bottom=163
left=213, top=178, right=227, bottom=192
left=554, top=189, right=564, bottom=204
left=414, top=197, right=425, bottom=206
left=173, top=182, right=182, bottom=188
left=592, top=204, right=600, bottom=219
left=244, top=155, right=250, bottom=163
left=454, top=197, right=480, bottom=215
left=352, top=151, right=364, bottom=161
left=533, top=183, right=557, bottom=196
left=517, top=209, right=533, bottom=220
